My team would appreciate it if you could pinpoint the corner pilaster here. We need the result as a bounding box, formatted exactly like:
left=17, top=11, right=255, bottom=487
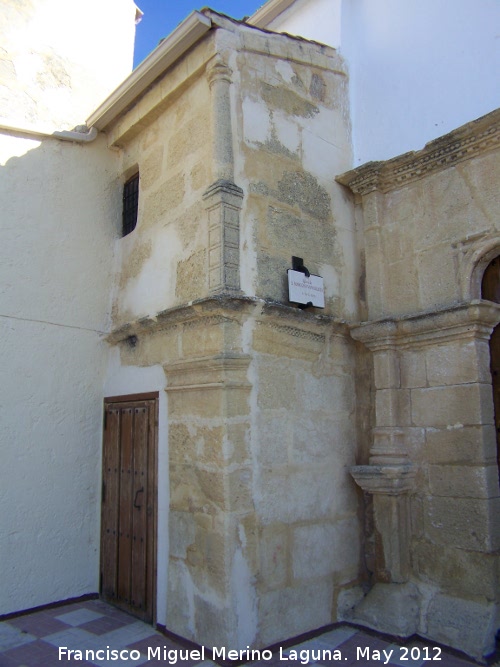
left=203, top=57, right=244, bottom=295
left=203, top=180, right=243, bottom=294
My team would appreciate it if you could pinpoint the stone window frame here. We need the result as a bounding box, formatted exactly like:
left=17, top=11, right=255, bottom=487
left=459, top=236, right=500, bottom=301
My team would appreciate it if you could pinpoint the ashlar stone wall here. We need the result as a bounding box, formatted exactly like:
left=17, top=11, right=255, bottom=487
left=105, top=13, right=365, bottom=651
left=339, top=109, right=500, bottom=659
left=106, top=37, right=215, bottom=327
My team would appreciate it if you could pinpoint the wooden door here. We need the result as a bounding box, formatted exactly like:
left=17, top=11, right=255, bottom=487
left=482, top=256, right=500, bottom=480
left=490, top=326, right=500, bottom=476
left=100, top=393, right=158, bottom=623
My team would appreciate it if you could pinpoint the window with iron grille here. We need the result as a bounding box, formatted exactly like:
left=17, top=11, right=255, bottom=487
left=122, top=173, right=139, bottom=236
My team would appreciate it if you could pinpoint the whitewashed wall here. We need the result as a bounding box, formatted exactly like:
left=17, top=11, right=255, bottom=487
left=263, top=0, right=500, bottom=164
left=0, top=133, right=120, bottom=615
left=0, top=0, right=138, bottom=130
left=0, top=0, right=138, bottom=615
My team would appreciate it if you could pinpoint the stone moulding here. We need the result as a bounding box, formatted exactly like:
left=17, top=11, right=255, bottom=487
left=163, top=353, right=252, bottom=391
left=350, top=464, right=417, bottom=496
left=350, top=300, right=500, bottom=350
left=337, top=107, right=500, bottom=196
left=105, top=295, right=347, bottom=345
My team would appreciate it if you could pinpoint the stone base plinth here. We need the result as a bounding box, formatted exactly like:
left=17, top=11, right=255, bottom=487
left=348, top=583, right=419, bottom=637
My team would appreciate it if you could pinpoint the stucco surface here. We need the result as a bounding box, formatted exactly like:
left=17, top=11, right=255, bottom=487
left=266, top=0, right=500, bottom=164
left=0, top=0, right=137, bottom=130
left=0, top=134, right=119, bottom=615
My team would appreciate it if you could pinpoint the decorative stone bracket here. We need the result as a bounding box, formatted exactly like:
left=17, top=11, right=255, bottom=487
left=350, top=463, right=416, bottom=583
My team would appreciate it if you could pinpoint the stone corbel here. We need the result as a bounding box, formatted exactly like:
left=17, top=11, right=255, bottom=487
left=349, top=322, right=417, bottom=586
left=350, top=461, right=416, bottom=584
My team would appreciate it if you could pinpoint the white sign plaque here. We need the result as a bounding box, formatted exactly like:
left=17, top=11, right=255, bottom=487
left=287, top=270, right=325, bottom=308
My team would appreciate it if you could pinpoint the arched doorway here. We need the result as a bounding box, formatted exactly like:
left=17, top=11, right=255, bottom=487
left=481, top=256, right=500, bottom=479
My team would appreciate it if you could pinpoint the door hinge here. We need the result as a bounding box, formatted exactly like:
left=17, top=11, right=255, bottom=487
left=102, top=480, right=106, bottom=503
left=103, top=409, right=108, bottom=430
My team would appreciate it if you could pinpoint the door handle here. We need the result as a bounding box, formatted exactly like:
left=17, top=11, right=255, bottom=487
left=133, top=487, right=144, bottom=510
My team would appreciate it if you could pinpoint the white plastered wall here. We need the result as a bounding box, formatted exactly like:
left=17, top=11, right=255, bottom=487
left=0, top=133, right=120, bottom=614
left=0, top=0, right=138, bottom=130
left=261, top=0, right=500, bottom=164
left=265, top=0, right=342, bottom=50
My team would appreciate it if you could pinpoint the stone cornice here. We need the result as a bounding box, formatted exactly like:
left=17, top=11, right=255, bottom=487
left=106, top=295, right=348, bottom=345
left=337, top=108, right=500, bottom=196
left=350, top=300, right=500, bottom=351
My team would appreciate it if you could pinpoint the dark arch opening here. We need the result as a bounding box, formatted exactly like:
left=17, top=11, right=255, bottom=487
left=481, top=255, right=500, bottom=480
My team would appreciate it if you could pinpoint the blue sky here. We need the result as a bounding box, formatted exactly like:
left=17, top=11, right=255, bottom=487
left=134, top=0, right=266, bottom=67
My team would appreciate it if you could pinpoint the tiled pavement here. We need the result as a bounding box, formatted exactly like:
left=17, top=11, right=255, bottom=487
left=0, top=598, right=488, bottom=667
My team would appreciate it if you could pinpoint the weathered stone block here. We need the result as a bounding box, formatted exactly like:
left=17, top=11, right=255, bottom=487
left=426, top=340, right=491, bottom=387
left=400, top=349, right=427, bottom=388
left=169, top=422, right=197, bottom=465
left=374, top=350, right=401, bottom=390
left=256, top=464, right=357, bottom=525
left=180, top=321, right=225, bottom=358
left=166, top=559, right=195, bottom=637
left=350, top=583, right=419, bottom=637
left=375, top=388, right=411, bottom=427
left=137, top=328, right=179, bottom=366
left=411, top=384, right=493, bottom=428
left=292, top=518, right=359, bottom=583
left=383, top=259, right=419, bottom=316
left=167, top=387, right=224, bottom=419
left=417, top=243, right=461, bottom=310
left=412, top=540, right=498, bottom=600
left=258, top=579, right=334, bottom=647
left=301, top=372, right=355, bottom=415
left=194, top=596, right=234, bottom=649
left=169, top=510, right=196, bottom=559
left=258, top=523, right=289, bottom=591
left=176, top=250, right=206, bottom=303
left=424, top=495, right=500, bottom=552
left=424, top=593, right=497, bottom=659
left=140, top=144, right=164, bottom=191
left=253, top=321, right=325, bottom=362
left=425, top=424, right=496, bottom=465
left=428, top=463, right=499, bottom=499
left=169, top=463, right=206, bottom=512
left=225, top=421, right=251, bottom=465
left=254, top=411, right=292, bottom=466
left=257, top=358, right=297, bottom=409
left=145, top=173, right=186, bottom=224
left=291, top=417, right=349, bottom=465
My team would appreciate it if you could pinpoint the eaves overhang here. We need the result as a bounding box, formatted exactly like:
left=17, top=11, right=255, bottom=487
left=248, top=0, right=297, bottom=29
left=86, top=10, right=212, bottom=131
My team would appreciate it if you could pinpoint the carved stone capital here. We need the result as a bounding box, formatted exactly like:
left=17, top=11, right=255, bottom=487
left=206, top=58, right=233, bottom=88
left=350, top=463, right=417, bottom=496
left=350, top=300, right=500, bottom=351
left=202, top=179, right=244, bottom=207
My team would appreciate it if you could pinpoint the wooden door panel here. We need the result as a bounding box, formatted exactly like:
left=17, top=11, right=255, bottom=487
left=101, top=408, right=120, bottom=600
left=100, top=395, right=157, bottom=623
left=131, top=406, right=148, bottom=612
left=117, top=407, right=134, bottom=605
